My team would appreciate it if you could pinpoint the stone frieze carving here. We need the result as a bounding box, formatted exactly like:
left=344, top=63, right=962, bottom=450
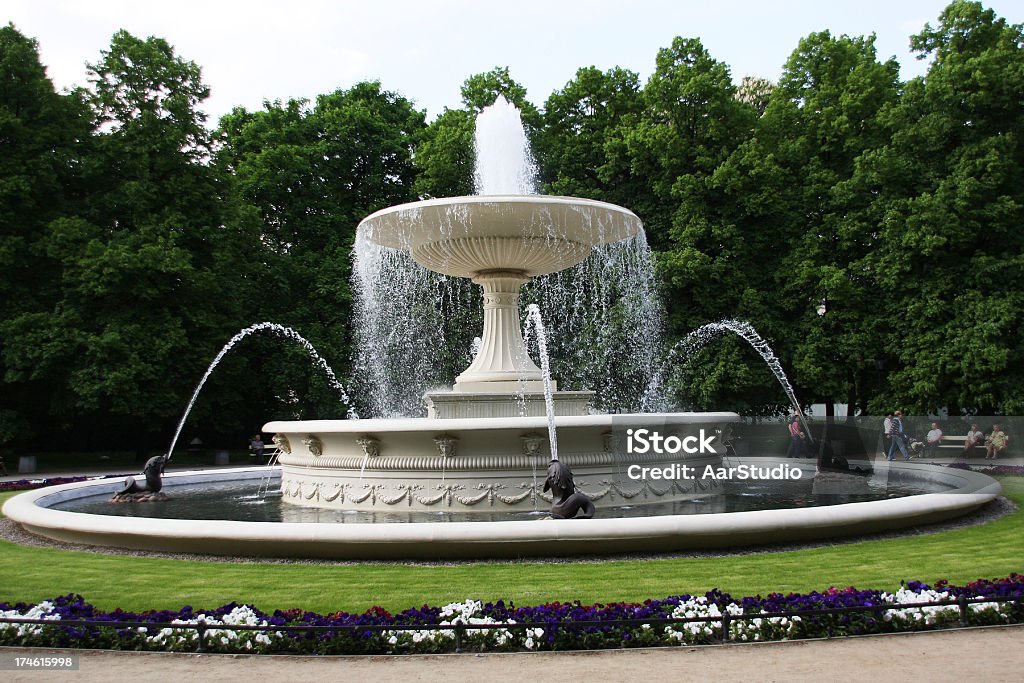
left=279, top=474, right=714, bottom=509
left=414, top=483, right=465, bottom=507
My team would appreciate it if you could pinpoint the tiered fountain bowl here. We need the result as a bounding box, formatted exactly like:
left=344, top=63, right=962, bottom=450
left=271, top=194, right=735, bottom=513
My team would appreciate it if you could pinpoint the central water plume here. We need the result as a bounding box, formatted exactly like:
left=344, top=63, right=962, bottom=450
left=474, top=95, right=538, bottom=195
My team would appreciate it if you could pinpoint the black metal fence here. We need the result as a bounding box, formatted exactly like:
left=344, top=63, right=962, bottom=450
left=0, top=594, right=1018, bottom=654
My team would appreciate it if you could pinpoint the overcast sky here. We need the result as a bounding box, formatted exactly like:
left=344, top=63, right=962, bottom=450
left=7, top=1, right=1023, bottom=124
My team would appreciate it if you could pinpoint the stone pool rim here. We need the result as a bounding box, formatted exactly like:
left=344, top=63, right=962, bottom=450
left=1, top=463, right=1002, bottom=560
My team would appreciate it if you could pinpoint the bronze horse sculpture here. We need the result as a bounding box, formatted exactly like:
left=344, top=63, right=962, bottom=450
left=543, top=459, right=595, bottom=519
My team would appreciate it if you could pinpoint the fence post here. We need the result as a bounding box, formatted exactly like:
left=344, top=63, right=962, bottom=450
left=721, top=614, right=731, bottom=643
left=454, top=623, right=465, bottom=653
left=196, top=619, right=207, bottom=653
left=957, top=594, right=969, bottom=627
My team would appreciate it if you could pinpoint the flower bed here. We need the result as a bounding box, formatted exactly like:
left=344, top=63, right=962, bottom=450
left=944, top=463, right=1024, bottom=477
left=1, top=576, right=1022, bottom=655
left=0, top=475, right=126, bottom=493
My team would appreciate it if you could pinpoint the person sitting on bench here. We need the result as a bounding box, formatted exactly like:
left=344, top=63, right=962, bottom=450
left=985, top=424, right=1009, bottom=460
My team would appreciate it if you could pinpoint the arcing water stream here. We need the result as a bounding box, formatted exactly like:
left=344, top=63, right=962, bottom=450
left=165, top=322, right=354, bottom=460
left=644, top=319, right=811, bottom=439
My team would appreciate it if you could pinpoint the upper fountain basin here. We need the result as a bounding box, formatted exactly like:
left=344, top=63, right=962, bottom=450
left=357, top=195, right=643, bottom=278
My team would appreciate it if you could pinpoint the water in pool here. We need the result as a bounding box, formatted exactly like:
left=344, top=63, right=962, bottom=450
left=52, top=465, right=953, bottom=524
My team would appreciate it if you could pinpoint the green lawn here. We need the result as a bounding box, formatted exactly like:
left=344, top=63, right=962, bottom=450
left=2, top=478, right=1022, bottom=614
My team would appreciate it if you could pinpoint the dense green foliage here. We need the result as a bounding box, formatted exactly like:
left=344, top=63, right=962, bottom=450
left=0, top=2, right=1021, bottom=455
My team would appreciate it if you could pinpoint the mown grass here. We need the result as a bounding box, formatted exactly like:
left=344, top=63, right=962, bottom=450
left=1, top=478, right=1022, bottom=614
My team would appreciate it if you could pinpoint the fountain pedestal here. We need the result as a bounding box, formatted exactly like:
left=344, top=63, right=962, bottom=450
left=422, top=389, right=594, bottom=419
left=454, top=270, right=542, bottom=388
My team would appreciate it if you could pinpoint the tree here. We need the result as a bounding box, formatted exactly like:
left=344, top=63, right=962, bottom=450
left=460, top=66, right=534, bottom=115
left=650, top=32, right=902, bottom=416
left=0, top=24, right=92, bottom=449
left=612, top=37, right=756, bottom=251
left=764, top=31, right=902, bottom=418
left=535, top=66, right=643, bottom=201
left=3, top=31, right=250, bottom=454
left=87, top=30, right=209, bottom=154
left=216, top=82, right=425, bottom=419
left=611, top=38, right=769, bottom=411
left=858, top=1, right=1024, bottom=413
left=413, top=107, right=475, bottom=198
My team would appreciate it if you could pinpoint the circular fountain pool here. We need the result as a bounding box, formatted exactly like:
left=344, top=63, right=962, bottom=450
left=2, top=462, right=1001, bottom=560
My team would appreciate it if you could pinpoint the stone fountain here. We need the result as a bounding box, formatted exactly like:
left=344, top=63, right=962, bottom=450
left=266, top=99, right=733, bottom=514
left=268, top=191, right=734, bottom=513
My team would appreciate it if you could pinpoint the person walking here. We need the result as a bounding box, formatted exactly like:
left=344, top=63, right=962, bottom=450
left=786, top=415, right=806, bottom=458
left=887, top=410, right=912, bottom=461
left=881, top=412, right=893, bottom=457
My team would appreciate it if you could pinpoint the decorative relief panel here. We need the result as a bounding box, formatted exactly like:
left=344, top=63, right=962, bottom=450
left=279, top=474, right=715, bottom=510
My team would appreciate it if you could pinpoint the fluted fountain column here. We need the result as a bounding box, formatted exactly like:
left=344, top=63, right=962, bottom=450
left=454, top=270, right=544, bottom=390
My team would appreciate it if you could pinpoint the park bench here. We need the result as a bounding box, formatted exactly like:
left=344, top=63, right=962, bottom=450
left=248, top=445, right=280, bottom=465
left=935, top=434, right=1008, bottom=457
left=938, top=435, right=973, bottom=451
left=899, top=433, right=981, bottom=457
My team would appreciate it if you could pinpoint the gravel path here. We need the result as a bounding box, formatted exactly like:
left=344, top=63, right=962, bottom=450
left=3, top=626, right=1023, bottom=682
